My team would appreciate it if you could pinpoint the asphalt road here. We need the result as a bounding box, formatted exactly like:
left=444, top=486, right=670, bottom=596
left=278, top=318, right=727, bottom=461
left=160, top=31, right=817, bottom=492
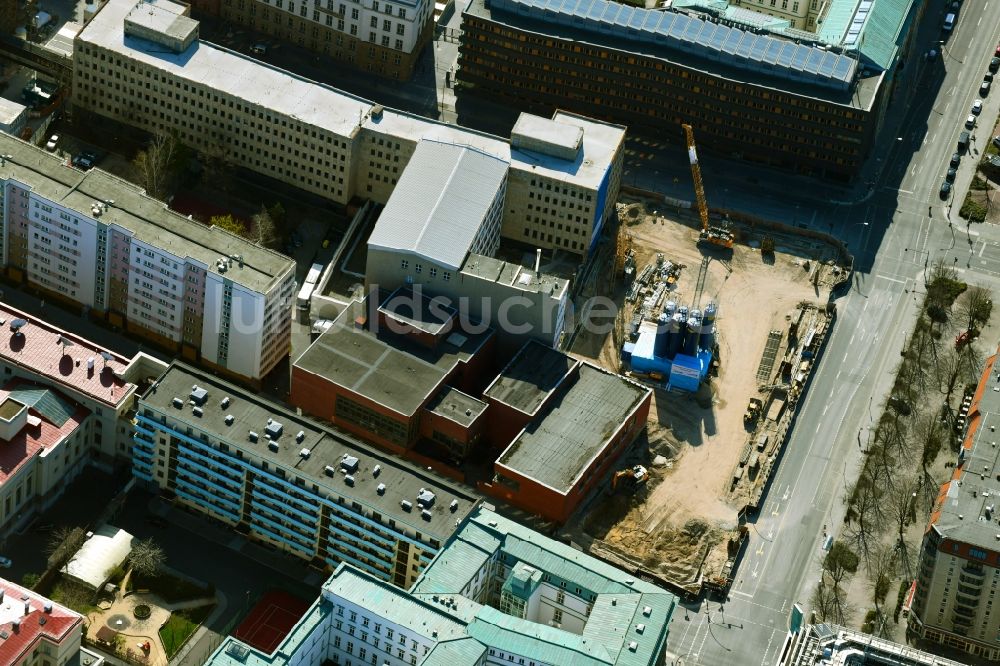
left=665, top=0, right=1000, bottom=663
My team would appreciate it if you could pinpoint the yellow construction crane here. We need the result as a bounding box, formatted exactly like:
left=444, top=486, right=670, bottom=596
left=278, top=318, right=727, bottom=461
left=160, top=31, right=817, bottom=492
left=681, top=124, right=734, bottom=250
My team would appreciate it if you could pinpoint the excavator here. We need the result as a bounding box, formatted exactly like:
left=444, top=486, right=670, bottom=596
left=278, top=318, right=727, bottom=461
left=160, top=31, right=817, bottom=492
left=611, top=465, right=649, bottom=493
left=682, top=124, right=734, bottom=250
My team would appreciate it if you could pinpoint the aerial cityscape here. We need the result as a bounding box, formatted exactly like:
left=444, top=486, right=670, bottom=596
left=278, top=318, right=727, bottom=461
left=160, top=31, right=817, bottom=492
left=0, top=0, right=991, bottom=663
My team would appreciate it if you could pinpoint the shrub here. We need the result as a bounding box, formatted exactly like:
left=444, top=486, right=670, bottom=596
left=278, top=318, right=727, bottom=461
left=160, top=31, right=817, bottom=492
left=959, top=195, right=987, bottom=223
left=133, top=604, right=151, bottom=620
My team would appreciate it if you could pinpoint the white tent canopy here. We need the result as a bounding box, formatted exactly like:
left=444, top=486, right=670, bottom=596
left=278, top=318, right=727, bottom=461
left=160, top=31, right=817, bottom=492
left=63, top=525, right=134, bottom=590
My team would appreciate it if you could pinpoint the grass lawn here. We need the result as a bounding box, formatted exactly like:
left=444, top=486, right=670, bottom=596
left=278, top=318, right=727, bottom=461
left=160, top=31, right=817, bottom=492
left=49, top=581, right=98, bottom=615
left=159, top=604, right=215, bottom=658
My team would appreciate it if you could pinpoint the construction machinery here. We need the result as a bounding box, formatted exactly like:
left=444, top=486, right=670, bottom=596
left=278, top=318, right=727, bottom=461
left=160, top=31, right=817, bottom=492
left=704, top=525, right=750, bottom=594
left=744, top=398, right=763, bottom=425
left=611, top=465, right=649, bottom=493
left=681, top=124, right=734, bottom=250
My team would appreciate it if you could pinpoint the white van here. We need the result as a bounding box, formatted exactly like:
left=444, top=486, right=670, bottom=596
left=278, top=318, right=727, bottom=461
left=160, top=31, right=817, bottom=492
left=943, top=13, right=956, bottom=30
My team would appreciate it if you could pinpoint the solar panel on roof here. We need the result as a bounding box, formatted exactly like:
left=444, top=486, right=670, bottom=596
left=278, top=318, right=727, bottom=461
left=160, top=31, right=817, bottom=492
left=817, top=56, right=836, bottom=76
left=497, top=0, right=856, bottom=90
left=763, top=39, right=782, bottom=64
left=802, top=49, right=826, bottom=73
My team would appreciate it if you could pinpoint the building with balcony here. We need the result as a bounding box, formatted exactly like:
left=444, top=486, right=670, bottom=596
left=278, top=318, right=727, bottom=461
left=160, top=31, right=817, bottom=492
left=482, top=341, right=652, bottom=523
left=780, top=621, right=967, bottom=665
left=75, top=0, right=625, bottom=257
left=0, top=577, right=99, bottom=666
left=214, top=0, right=436, bottom=81
left=0, top=133, right=296, bottom=384
left=206, top=506, right=675, bottom=665
left=909, top=345, right=1000, bottom=661
left=291, top=290, right=496, bottom=456
left=458, top=0, right=920, bottom=181
left=134, top=361, right=479, bottom=589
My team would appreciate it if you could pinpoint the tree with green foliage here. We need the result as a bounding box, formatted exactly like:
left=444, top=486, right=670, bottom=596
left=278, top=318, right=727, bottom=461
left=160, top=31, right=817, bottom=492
left=823, top=541, right=859, bottom=588
left=210, top=214, right=247, bottom=237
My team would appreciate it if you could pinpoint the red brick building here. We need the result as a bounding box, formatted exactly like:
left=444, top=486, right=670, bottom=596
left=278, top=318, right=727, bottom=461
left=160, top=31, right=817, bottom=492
left=481, top=341, right=652, bottom=523
left=291, top=289, right=495, bottom=456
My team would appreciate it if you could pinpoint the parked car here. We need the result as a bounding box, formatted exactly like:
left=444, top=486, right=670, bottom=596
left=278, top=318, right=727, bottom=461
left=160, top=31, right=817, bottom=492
left=951, top=152, right=961, bottom=167
left=987, top=72, right=995, bottom=83
left=44, top=134, right=58, bottom=151
left=993, top=136, right=1000, bottom=149
left=972, top=99, right=983, bottom=114
left=966, top=115, right=977, bottom=129
left=940, top=181, right=953, bottom=199
left=250, top=43, right=267, bottom=55
left=72, top=150, right=99, bottom=170
left=991, top=57, right=1000, bottom=73
left=947, top=167, right=957, bottom=182
left=982, top=80, right=992, bottom=96
left=0, top=557, right=12, bottom=568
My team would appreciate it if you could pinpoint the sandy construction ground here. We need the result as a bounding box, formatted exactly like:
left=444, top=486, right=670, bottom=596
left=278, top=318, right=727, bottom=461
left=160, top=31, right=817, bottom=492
left=570, top=202, right=835, bottom=584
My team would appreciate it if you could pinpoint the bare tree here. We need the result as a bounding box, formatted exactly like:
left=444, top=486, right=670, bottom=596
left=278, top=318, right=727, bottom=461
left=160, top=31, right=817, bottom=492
left=128, top=538, right=166, bottom=578
left=200, top=141, right=236, bottom=193
left=811, top=581, right=854, bottom=625
left=957, top=285, right=993, bottom=333
left=133, top=131, right=182, bottom=200
left=845, top=471, right=886, bottom=567
left=867, top=542, right=897, bottom=612
left=251, top=205, right=278, bottom=248
left=46, top=526, right=85, bottom=569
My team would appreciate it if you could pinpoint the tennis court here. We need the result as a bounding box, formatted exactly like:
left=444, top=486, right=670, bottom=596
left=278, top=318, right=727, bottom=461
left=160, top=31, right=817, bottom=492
left=232, top=590, right=311, bottom=654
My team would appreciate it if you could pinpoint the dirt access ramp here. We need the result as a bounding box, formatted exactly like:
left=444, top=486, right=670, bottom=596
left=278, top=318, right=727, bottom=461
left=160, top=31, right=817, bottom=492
left=566, top=198, right=837, bottom=593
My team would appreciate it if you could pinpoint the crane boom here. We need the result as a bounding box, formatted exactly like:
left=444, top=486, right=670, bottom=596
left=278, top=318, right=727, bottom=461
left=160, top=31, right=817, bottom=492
left=681, top=123, right=734, bottom=250
left=682, top=123, right=709, bottom=233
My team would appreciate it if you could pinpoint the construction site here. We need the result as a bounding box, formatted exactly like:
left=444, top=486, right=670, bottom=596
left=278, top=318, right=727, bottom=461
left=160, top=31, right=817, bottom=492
left=563, top=127, right=848, bottom=598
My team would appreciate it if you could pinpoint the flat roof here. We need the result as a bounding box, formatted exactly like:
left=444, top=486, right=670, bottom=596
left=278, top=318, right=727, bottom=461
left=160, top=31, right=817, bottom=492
left=0, top=98, right=26, bottom=125
left=0, top=302, right=135, bottom=407
left=363, top=107, right=621, bottom=190
left=367, top=140, right=509, bottom=271
left=0, top=134, right=293, bottom=293
left=930, top=348, right=1000, bottom=553
left=483, top=340, right=576, bottom=415
left=512, top=113, right=583, bottom=155
left=124, top=0, right=198, bottom=45
left=79, top=0, right=373, bottom=137
left=426, top=386, right=488, bottom=427
left=377, top=287, right=457, bottom=337
left=460, top=254, right=569, bottom=299
left=465, top=0, right=882, bottom=110
left=294, top=299, right=493, bottom=417
left=147, top=363, right=480, bottom=540
left=497, top=364, right=650, bottom=493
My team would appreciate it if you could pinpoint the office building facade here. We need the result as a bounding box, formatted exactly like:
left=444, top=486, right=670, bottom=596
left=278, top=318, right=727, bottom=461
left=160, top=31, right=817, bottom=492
left=75, top=0, right=625, bottom=257
left=458, top=0, right=895, bottom=182
left=217, top=0, right=435, bottom=80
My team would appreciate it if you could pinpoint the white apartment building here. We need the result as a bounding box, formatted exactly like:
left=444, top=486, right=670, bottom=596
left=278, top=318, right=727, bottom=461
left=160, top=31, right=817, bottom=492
left=0, top=135, right=296, bottom=384
left=75, top=0, right=626, bottom=257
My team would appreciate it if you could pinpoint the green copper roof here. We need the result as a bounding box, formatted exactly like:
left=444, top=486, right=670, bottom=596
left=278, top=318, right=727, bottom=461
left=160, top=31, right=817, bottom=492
left=9, top=387, right=77, bottom=427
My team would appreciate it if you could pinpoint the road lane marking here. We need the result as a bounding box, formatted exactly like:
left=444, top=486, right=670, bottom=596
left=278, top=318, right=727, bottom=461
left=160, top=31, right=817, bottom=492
left=982, top=242, right=987, bottom=258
